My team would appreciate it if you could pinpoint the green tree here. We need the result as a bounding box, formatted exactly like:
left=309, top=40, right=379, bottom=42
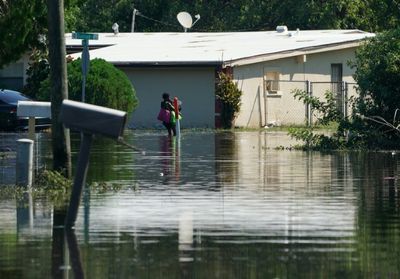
left=23, top=50, right=50, bottom=99
left=0, top=0, right=47, bottom=68
left=56, top=0, right=400, bottom=34
left=72, top=0, right=134, bottom=32
left=39, top=58, right=138, bottom=113
left=350, top=28, right=400, bottom=148
left=0, top=0, right=82, bottom=69
left=2, top=0, right=400, bottom=68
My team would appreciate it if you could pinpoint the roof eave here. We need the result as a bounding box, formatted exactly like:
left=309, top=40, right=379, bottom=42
left=225, top=40, right=365, bottom=67
left=66, top=44, right=114, bottom=54
left=113, top=61, right=223, bottom=68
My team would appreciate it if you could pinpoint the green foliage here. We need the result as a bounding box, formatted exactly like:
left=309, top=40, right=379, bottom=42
left=22, top=50, right=50, bottom=99
left=288, top=89, right=351, bottom=150
left=350, top=28, right=400, bottom=149
left=0, top=0, right=97, bottom=67
left=64, top=0, right=400, bottom=33
left=290, top=28, right=400, bottom=150
left=72, top=0, right=134, bottom=32
left=288, top=127, right=350, bottom=150
left=3, top=0, right=400, bottom=69
left=0, top=169, right=123, bottom=208
left=216, top=72, right=242, bottom=129
left=293, top=89, right=341, bottom=126
left=290, top=66, right=400, bottom=150
left=352, top=29, right=400, bottom=120
left=36, top=169, right=72, bottom=205
left=39, top=58, right=138, bottom=113
left=0, top=0, right=47, bottom=68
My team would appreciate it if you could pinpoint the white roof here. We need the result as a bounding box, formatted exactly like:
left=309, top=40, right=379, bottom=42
left=66, top=29, right=374, bottom=67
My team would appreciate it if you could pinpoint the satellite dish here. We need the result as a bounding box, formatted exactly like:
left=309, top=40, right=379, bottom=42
left=177, top=12, right=193, bottom=30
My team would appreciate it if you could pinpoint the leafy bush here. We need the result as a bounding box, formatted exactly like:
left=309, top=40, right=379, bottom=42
left=352, top=29, right=400, bottom=120
left=349, top=28, right=400, bottom=148
left=38, top=58, right=138, bottom=113
left=216, top=72, right=242, bottom=129
left=292, top=89, right=341, bottom=126
left=23, top=50, right=49, bottom=99
left=288, top=89, right=351, bottom=150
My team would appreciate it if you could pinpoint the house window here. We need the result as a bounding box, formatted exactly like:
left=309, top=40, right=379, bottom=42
left=264, top=71, right=280, bottom=94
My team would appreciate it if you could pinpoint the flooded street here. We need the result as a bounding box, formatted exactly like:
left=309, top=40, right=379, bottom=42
left=1, top=130, right=400, bottom=278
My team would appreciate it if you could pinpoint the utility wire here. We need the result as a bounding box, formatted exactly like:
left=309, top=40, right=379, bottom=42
left=134, top=9, right=270, bottom=32
left=136, top=12, right=181, bottom=29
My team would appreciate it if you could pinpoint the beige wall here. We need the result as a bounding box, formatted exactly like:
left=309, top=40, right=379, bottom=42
left=233, top=48, right=357, bottom=128
left=123, top=67, right=216, bottom=128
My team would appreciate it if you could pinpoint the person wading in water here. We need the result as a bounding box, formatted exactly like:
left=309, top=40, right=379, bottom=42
left=159, top=93, right=176, bottom=136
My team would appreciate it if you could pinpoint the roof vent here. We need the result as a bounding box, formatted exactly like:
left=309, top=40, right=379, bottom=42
left=276, top=26, right=288, bottom=33
left=112, top=23, right=119, bottom=35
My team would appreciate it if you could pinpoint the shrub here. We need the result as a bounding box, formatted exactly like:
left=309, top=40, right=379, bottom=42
left=38, top=58, right=138, bottom=113
left=215, top=72, right=242, bottom=129
left=23, top=50, right=49, bottom=99
left=288, top=89, right=349, bottom=150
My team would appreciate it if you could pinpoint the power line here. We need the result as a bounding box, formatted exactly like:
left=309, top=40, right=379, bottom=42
left=134, top=9, right=267, bottom=33
left=136, top=12, right=181, bottom=29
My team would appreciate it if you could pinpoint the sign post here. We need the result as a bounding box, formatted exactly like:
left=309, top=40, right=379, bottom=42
left=71, top=32, right=99, bottom=103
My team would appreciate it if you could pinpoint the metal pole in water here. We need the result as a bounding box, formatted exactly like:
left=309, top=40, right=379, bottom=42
left=65, top=229, right=84, bottom=278
left=65, top=133, right=93, bottom=228
left=174, top=97, right=181, bottom=138
left=16, top=139, right=33, bottom=187
left=28, top=117, right=35, bottom=141
left=81, top=39, right=89, bottom=103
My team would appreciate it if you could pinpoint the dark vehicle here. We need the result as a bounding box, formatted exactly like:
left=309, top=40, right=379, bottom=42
left=0, top=89, right=51, bottom=131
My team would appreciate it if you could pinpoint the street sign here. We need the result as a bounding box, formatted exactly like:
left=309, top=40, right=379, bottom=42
left=71, top=32, right=98, bottom=102
left=72, top=32, right=99, bottom=40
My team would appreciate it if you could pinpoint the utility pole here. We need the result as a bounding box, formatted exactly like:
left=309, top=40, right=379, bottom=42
left=131, top=8, right=138, bottom=32
left=47, top=0, right=72, bottom=178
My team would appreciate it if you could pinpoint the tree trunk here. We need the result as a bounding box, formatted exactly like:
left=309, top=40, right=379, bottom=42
left=47, top=0, right=71, bottom=178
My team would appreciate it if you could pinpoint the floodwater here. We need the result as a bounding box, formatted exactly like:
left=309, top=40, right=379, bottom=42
left=1, top=130, right=400, bottom=278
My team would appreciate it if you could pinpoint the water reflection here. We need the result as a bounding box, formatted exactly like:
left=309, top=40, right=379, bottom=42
left=160, top=136, right=181, bottom=184
left=0, top=131, right=400, bottom=277
left=51, top=209, right=84, bottom=279
left=65, top=229, right=84, bottom=279
left=51, top=209, right=68, bottom=279
left=16, top=192, right=33, bottom=234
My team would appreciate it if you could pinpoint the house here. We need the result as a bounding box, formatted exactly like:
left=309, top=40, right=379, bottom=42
left=1, top=27, right=374, bottom=128
left=66, top=28, right=374, bottom=128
